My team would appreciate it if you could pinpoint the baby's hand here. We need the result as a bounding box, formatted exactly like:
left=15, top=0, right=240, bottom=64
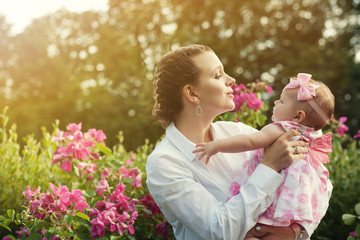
left=192, top=141, right=219, bottom=164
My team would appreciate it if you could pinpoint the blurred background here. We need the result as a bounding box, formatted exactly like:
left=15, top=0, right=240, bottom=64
left=0, top=0, right=359, bottom=150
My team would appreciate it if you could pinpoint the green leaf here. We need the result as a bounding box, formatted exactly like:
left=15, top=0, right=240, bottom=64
left=356, top=223, right=360, bottom=237
left=64, top=215, right=72, bottom=225
left=48, top=226, right=61, bottom=234
left=83, top=189, right=96, bottom=198
left=4, top=235, right=15, bottom=240
left=347, top=236, right=355, bottom=240
left=7, top=209, right=15, bottom=220
left=27, top=235, right=43, bottom=240
left=343, top=214, right=356, bottom=225
left=97, top=143, right=112, bottom=156
left=74, top=166, right=80, bottom=177
left=44, top=231, right=53, bottom=239
left=75, top=212, right=90, bottom=221
left=0, top=224, right=11, bottom=231
left=3, top=219, right=12, bottom=226
left=108, top=161, right=124, bottom=170
left=355, top=203, right=360, bottom=215
left=0, top=215, right=5, bottom=222
left=142, top=208, right=152, bottom=215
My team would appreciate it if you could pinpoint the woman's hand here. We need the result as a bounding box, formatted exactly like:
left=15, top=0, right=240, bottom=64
left=251, top=224, right=297, bottom=240
left=262, top=129, right=308, bottom=172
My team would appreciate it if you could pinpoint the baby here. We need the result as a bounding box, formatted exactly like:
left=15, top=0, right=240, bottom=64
left=194, top=73, right=335, bottom=239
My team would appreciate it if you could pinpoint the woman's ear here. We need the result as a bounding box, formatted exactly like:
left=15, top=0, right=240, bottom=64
left=293, top=110, right=306, bottom=124
left=183, top=84, right=198, bottom=104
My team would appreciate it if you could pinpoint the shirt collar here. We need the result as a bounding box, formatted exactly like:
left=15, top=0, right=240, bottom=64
left=167, top=122, right=218, bottom=162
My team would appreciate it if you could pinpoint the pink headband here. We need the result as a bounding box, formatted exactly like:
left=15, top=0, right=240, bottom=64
left=284, top=73, right=329, bottom=122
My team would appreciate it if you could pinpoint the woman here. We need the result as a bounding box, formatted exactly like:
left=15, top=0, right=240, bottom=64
left=146, top=45, right=309, bottom=239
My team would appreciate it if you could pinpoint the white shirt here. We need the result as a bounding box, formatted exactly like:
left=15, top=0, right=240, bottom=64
left=146, top=121, right=283, bottom=240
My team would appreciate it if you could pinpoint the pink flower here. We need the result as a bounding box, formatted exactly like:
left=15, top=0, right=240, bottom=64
left=49, top=183, right=71, bottom=207
left=87, top=128, right=107, bottom=142
left=140, top=194, right=161, bottom=216
left=78, top=162, right=97, bottom=180
left=101, top=167, right=112, bottom=178
left=67, top=122, right=82, bottom=133
left=96, top=200, right=115, bottom=212
left=52, top=130, right=65, bottom=142
left=60, top=160, right=72, bottom=172
left=156, top=221, right=171, bottom=240
left=90, top=218, right=105, bottom=238
left=354, top=130, right=360, bottom=139
left=24, top=186, right=41, bottom=201
left=73, top=140, right=92, bottom=161
left=265, top=85, right=273, bottom=94
left=337, top=117, right=349, bottom=136
left=101, top=207, right=118, bottom=231
left=95, top=179, right=110, bottom=197
left=232, top=92, right=247, bottom=112
left=70, top=189, right=89, bottom=212
left=53, top=145, right=74, bottom=172
left=115, top=211, right=138, bottom=236
left=127, top=199, right=139, bottom=212
left=39, top=192, right=55, bottom=210
left=232, top=83, right=246, bottom=94
left=118, top=167, right=142, bottom=189
left=246, top=93, right=264, bottom=110
left=108, top=183, right=130, bottom=209
left=29, top=199, right=46, bottom=220
left=349, top=231, right=356, bottom=237
left=16, top=227, right=30, bottom=238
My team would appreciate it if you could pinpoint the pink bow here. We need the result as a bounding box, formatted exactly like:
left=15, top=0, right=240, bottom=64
left=308, top=132, right=332, bottom=167
left=284, top=73, right=319, bottom=101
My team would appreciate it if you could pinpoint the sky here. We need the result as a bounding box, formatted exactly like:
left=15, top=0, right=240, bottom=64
left=0, top=0, right=109, bottom=35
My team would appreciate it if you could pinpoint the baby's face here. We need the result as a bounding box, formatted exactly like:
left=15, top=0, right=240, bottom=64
left=271, top=88, right=299, bottom=122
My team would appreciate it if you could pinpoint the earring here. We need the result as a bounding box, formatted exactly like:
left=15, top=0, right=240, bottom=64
left=196, top=99, right=203, bottom=117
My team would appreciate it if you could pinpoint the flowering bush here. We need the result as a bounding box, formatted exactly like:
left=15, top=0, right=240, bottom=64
left=0, top=113, right=172, bottom=239
left=343, top=203, right=360, bottom=240
left=18, top=183, right=89, bottom=239
left=217, top=80, right=272, bottom=129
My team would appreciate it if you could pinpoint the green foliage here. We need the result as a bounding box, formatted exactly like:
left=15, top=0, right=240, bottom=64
left=0, top=108, right=172, bottom=239
left=0, top=0, right=359, bottom=150
left=342, top=203, right=360, bottom=240
left=311, top=133, right=360, bottom=239
left=0, top=107, right=68, bottom=213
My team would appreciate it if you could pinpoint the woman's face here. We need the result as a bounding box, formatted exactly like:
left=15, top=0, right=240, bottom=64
left=192, top=51, right=235, bottom=117
left=271, top=88, right=299, bottom=122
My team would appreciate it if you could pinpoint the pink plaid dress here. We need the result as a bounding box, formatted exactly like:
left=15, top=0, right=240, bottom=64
left=228, top=121, right=332, bottom=226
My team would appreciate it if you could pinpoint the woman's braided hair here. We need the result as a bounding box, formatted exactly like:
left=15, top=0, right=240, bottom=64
left=152, top=45, right=213, bottom=128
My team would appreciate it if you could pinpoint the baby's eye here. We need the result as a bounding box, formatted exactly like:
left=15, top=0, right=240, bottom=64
left=215, top=74, right=223, bottom=79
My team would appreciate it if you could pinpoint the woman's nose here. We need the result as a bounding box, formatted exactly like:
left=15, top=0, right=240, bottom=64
left=226, top=74, right=235, bottom=86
